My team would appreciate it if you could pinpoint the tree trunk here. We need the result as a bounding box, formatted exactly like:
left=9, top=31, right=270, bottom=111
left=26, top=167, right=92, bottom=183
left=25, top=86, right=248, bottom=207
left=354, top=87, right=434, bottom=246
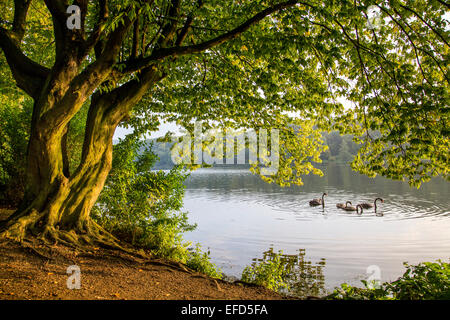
left=0, top=94, right=121, bottom=247
left=1, top=65, right=162, bottom=248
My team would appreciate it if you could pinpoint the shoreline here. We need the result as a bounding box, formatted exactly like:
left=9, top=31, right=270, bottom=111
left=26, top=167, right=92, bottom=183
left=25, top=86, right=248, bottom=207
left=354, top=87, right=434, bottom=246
left=0, top=209, right=290, bottom=300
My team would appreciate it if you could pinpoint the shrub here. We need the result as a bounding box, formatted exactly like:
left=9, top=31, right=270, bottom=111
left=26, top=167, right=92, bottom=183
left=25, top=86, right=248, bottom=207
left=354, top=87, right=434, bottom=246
left=241, top=248, right=326, bottom=296
left=0, top=96, right=31, bottom=206
left=185, top=244, right=222, bottom=279
left=386, top=261, right=450, bottom=300
left=92, top=135, right=221, bottom=278
left=241, top=252, right=288, bottom=291
left=328, top=260, right=450, bottom=300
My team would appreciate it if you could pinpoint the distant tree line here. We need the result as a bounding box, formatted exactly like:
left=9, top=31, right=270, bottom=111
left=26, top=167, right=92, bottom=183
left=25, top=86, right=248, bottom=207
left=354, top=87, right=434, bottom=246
left=147, top=131, right=365, bottom=170
left=320, top=131, right=361, bottom=164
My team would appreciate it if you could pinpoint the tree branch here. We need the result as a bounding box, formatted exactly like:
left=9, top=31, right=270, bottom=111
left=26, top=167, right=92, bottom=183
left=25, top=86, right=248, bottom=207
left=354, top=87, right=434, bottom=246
left=39, top=15, right=136, bottom=130
left=0, top=27, right=50, bottom=98
left=123, top=0, right=300, bottom=73
left=43, top=0, right=69, bottom=58
left=12, top=0, right=32, bottom=42
left=399, top=5, right=449, bottom=47
left=131, top=18, right=140, bottom=59
left=78, top=65, right=164, bottom=168
left=84, top=0, right=109, bottom=57
left=175, top=0, right=203, bottom=46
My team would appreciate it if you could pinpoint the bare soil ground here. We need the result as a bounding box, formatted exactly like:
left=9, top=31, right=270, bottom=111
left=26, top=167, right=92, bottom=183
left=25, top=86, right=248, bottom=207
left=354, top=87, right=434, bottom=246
left=0, top=209, right=288, bottom=300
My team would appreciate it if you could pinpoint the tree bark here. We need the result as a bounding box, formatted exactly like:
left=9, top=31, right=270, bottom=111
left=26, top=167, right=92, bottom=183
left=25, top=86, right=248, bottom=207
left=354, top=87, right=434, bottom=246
left=1, top=105, right=111, bottom=245
left=1, top=100, right=118, bottom=246
left=1, top=65, right=162, bottom=248
left=0, top=0, right=298, bottom=248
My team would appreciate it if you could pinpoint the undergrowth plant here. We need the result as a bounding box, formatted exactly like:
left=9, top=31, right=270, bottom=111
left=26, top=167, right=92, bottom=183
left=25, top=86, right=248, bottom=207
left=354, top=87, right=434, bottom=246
left=327, top=260, right=450, bottom=300
left=92, top=134, right=221, bottom=278
left=241, top=248, right=326, bottom=297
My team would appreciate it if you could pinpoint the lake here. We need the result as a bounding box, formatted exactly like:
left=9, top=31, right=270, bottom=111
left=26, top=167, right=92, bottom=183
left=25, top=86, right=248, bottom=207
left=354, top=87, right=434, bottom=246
left=181, top=164, right=450, bottom=294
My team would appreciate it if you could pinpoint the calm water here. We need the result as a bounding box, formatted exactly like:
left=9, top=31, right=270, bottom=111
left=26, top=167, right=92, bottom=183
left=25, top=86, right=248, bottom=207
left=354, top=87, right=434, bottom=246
left=181, top=164, right=450, bottom=293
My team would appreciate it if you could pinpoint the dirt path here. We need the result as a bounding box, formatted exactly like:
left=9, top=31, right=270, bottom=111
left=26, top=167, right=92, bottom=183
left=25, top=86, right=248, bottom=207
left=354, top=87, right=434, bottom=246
left=0, top=209, right=287, bottom=300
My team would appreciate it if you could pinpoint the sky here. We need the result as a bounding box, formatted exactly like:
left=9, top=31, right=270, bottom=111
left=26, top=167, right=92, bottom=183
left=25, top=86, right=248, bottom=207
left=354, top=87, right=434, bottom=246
left=114, top=121, right=181, bottom=141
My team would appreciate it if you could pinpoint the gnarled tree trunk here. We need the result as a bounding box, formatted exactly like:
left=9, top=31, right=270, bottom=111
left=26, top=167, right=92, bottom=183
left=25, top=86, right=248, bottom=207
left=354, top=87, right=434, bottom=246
left=0, top=0, right=298, bottom=248
left=1, top=92, right=119, bottom=246
left=1, top=63, right=162, bottom=247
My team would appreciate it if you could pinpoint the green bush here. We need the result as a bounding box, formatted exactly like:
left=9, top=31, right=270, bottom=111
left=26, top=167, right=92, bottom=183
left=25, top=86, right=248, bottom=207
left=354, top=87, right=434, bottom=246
left=328, top=260, right=450, bottom=300
left=241, top=248, right=326, bottom=297
left=0, top=96, right=31, bottom=205
left=92, top=135, right=221, bottom=278
left=0, top=86, right=88, bottom=206
left=386, top=261, right=450, bottom=300
left=241, top=252, right=288, bottom=291
left=186, top=244, right=222, bottom=279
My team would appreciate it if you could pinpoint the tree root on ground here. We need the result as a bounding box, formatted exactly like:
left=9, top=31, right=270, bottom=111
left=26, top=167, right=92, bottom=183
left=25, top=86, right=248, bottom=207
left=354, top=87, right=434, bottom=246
left=0, top=216, right=151, bottom=261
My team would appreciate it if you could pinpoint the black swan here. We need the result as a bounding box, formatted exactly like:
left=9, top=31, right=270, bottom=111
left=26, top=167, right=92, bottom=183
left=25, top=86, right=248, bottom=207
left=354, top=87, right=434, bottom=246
left=337, top=201, right=352, bottom=209
left=309, top=193, right=327, bottom=208
left=360, top=198, right=384, bottom=211
left=343, top=204, right=363, bottom=214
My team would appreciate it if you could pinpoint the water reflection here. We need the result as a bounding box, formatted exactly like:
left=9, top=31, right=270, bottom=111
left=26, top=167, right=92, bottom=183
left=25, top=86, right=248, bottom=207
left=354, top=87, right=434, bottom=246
left=182, top=164, right=450, bottom=290
left=184, top=165, right=450, bottom=221
left=247, top=247, right=327, bottom=298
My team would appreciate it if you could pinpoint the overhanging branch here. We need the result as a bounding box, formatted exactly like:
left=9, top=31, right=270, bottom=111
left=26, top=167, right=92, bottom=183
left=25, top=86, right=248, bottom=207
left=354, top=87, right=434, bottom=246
left=12, top=0, right=32, bottom=42
left=122, top=0, right=300, bottom=73
left=0, top=27, right=50, bottom=98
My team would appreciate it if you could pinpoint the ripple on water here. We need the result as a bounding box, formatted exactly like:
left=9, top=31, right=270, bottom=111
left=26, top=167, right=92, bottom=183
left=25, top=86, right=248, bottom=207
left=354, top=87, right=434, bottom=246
left=185, top=185, right=450, bottom=222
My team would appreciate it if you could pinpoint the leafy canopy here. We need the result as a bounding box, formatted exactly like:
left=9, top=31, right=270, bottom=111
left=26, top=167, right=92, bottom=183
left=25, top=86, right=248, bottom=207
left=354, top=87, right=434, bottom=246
left=1, top=0, right=448, bottom=187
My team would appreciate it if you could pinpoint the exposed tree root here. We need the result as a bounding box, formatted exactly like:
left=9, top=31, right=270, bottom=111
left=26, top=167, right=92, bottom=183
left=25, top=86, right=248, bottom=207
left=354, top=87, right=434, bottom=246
left=0, top=209, right=44, bottom=242
left=0, top=214, right=150, bottom=261
left=20, top=244, right=54, bottom=261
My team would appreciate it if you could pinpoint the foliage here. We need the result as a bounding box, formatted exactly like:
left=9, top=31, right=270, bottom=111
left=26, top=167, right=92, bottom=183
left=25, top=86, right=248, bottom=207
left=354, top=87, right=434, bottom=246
left=386, top=261, right=450, bottom=300
left=0, top=90, right=31, bottom=205
left=242, top=251, right=289, bottom=292
left=328, top=260, right=450, bottom=300
left=92, top=134, right=189, bottom=249
left=92, top=135, right=221, bottom=278
left=241, top=248, right=326, bottom=297
left=1, top=0, right=447, bottom=194
left=133, top=0, right=449, bottom=188
left=148, top=130, right=363, bottom=169
left=185, top=244, right=223, bottom=279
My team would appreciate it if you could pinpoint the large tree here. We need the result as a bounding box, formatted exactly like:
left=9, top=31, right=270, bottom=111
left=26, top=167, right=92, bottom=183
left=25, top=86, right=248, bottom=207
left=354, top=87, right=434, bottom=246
left=0, top=0, right=448, bottom=246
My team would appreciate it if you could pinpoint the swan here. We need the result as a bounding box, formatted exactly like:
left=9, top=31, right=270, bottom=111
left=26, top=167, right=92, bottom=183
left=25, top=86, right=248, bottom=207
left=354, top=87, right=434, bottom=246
left=360, top=198, right=384, bottom=211
left=342, top=203, right=357, bottom=211
left=343, top=204, right=363, bottom=214
left=309, top=193, right=327, bottom=208
left=337, top=201, right=352, bottom=209
left=356, top=204, right=363, bottom=215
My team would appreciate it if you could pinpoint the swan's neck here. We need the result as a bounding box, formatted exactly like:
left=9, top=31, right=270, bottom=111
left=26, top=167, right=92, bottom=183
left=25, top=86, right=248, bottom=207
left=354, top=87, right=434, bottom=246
left=374, top=198, right=382, bottom=211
